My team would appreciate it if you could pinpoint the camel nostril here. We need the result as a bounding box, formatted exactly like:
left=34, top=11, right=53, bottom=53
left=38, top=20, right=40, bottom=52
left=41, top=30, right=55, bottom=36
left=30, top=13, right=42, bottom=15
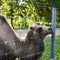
left=48, top=28, right=52, bottom=30
left=48, top=28, right=53, bottom=34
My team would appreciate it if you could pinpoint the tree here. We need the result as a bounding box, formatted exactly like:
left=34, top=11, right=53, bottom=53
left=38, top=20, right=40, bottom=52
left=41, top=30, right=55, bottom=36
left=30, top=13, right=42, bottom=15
left=0, top=0, right=60, bottom=28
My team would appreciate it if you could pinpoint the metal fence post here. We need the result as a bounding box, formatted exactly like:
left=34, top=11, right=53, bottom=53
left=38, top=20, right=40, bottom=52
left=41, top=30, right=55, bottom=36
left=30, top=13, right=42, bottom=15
left=51, top=8, right=56, bottom=60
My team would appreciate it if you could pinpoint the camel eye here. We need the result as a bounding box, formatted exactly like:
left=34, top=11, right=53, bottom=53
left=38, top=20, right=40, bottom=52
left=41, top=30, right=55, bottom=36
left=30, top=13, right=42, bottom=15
left=36, top=27, right=43, bottom=33
left=39, top=27, right=43, bottom=31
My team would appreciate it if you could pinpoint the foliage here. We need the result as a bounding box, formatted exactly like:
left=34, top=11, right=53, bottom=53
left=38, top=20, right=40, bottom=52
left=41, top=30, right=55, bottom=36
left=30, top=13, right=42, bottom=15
left=0, top=0, right=60, bottom=28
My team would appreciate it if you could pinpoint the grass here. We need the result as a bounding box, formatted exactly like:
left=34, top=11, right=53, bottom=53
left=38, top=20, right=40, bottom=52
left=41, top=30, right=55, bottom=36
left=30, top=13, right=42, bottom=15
left=39, top=35, right=60, bottom=60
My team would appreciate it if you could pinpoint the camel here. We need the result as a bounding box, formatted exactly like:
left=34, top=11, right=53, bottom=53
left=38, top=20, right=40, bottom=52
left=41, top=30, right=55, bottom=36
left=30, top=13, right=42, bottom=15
left=0, top=14, right=53, bottom=60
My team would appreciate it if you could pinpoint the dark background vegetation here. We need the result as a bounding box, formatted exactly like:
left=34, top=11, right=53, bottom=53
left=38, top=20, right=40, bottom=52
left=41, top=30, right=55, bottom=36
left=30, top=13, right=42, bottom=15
left=0, top=0, right=60, bottom=29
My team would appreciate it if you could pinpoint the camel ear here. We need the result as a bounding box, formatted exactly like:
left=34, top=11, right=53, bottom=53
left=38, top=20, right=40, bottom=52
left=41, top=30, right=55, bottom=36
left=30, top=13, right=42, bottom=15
left=36, top=27, right=43, bottom=33
left=30, top=26, right=35, bottom=31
